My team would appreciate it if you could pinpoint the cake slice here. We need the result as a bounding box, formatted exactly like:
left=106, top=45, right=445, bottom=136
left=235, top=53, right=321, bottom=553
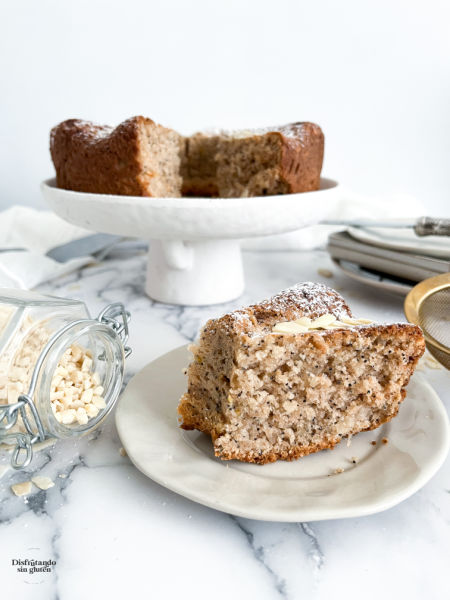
left=50, top=116, right=183, bottom=197
left=182, top=122, right=324, bottom=197
left=178, top=283, right=425, bottom=464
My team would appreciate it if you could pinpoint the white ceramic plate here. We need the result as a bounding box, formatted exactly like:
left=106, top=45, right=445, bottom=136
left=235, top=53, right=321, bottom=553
left=116, top=345, right=450, bottom=522
left=41, top=177, right=339, bottom=240
left=347, top=226, right=450, bottom=259
left=332, top=258, right=413, bottom=296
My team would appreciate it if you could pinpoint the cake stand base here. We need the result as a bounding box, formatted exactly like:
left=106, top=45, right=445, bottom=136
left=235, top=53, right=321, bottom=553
left=146, top=239, right=244, bottom=305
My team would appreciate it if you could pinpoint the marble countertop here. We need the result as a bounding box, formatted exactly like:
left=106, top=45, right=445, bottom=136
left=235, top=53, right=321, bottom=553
left=1, top=248, right=449, bottom=600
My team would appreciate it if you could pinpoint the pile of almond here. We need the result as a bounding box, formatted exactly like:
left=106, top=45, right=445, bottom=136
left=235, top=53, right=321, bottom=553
left=50, top=344, right=106, bottom=426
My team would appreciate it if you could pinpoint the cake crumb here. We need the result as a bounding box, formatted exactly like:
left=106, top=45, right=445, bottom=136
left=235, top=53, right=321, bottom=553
left=371, top=441, right=377, bottom=446
left=334, top=467, right=345, bottom=474
left=181, top=367, right=188, bottom=375
left=318, top=268, right=333, bottom=278
left=346, top=434, right=352, bottom=447
left=11, top=481, right=32, bottom=496
left=350, top=456, right=359, bottom=464
left=119, top=447, right=127, bottom=457
left=31, top=476, right=55, bottom=490
left=58, top=473, right=67, bottom=478
left=382, top=437, right=388, bottom=444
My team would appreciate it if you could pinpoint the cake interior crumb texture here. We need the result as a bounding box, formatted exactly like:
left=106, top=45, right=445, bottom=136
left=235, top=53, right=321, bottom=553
left=214, top=133, right=289, bottom=198
left=137, top=120, right=183, bottom=197
left=178, top=283, right=425, bottom=464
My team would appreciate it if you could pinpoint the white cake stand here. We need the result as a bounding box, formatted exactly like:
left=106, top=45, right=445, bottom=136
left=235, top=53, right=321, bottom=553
left=41, top=178, right=339, bottom=305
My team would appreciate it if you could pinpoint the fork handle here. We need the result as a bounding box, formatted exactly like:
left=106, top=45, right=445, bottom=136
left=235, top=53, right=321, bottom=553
left=414, top=217, right=450, bottom=237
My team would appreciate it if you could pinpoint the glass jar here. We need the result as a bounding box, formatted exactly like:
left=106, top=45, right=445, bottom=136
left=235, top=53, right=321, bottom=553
left=0, top=289, right=130, bottom=468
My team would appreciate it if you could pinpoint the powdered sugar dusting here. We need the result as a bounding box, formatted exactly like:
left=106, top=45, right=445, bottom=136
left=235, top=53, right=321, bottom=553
left=276, top=123, right=310, bottom=142
left=259, top=282, right=350, bottom=319
left=227, top=308, right=249, bottom=323
left=199, top=122, right=315, bottom=144
left=71, top=120, right=114, bottom=141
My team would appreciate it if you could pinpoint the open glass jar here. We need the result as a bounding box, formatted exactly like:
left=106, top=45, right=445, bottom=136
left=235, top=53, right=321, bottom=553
left=0, top=289, right=131, bottom=469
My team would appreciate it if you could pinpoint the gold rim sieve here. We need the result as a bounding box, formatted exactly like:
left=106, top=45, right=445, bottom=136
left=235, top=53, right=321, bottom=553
left=404, top=273, right=450, bottom=370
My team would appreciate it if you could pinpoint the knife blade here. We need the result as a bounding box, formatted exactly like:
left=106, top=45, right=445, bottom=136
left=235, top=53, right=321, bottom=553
left=46, top=233, right=124, bottom=262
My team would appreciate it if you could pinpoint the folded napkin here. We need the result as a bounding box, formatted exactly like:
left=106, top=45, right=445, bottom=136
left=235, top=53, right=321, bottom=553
left=0, top=206, right=93, bottom=289
left=0, top=190, right=426, bottom=289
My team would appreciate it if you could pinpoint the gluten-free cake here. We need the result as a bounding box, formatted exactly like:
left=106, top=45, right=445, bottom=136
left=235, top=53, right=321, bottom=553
left=178, top=283, right=425, bottom=464
left=50, top=118, right=324, bottom=198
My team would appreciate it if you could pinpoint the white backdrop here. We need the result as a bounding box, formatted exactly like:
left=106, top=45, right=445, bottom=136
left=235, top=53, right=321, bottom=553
left=1, top=0, right=449, bottom=213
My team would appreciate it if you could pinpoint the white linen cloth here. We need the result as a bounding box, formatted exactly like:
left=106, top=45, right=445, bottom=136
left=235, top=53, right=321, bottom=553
left=0, top=206, right=93, bottom=289
left=0, top=191, right=425, bottom=289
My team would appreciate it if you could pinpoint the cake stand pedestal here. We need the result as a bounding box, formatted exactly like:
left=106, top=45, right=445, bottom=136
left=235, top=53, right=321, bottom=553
left=147, top=239, right=243, bottom=304
left=42, top=178, right=339, bottom=306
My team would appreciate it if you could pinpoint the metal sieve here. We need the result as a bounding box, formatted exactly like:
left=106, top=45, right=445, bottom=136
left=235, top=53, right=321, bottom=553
left=404, top=273, right=450, bottom=369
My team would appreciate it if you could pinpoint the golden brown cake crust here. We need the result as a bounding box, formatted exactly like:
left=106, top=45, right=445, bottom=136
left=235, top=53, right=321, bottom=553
left=277, top=122, right=324, bottom=193
left=50, top=117, right=148, bottom=196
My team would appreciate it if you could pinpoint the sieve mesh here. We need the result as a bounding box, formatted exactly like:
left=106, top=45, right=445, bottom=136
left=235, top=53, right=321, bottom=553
left=418, top=287, right=450, bottom=369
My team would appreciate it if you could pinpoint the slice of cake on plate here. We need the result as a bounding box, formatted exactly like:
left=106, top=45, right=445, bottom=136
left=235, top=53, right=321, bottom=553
left=178, top=283, right=425, bottom=464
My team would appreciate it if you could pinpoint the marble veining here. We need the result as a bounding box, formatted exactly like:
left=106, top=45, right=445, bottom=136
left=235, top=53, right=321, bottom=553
left=231, top=516, right=288, bottom=597
left=0, top=248, right=449, bottom=600
left=298, top=522, right=325, bottom=573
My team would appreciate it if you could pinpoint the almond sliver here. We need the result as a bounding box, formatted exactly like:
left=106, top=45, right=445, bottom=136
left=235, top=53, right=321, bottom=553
left=310, top=314, right=337, bottom=328
left=272, top=322, right=308, bottom=334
